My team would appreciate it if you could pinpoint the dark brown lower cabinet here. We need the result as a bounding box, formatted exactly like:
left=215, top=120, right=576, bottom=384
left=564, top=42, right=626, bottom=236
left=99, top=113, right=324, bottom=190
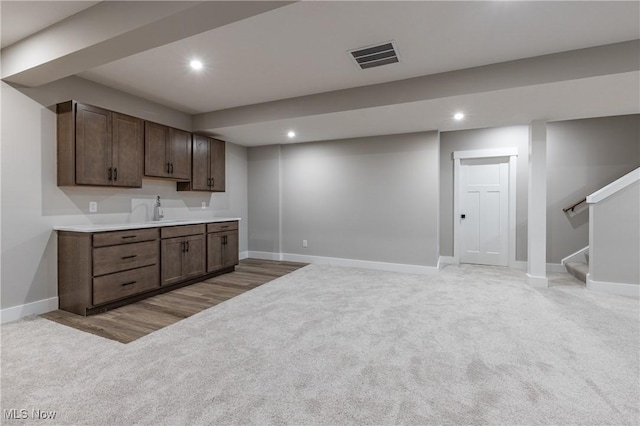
left=161, top=234, right=205, bottom=286
left=207, top=222, right=239, bottom=273
left=58, top=228, right=160, bottom=316
left=57, top=221, right=238, bottom=316
left=161, top=237, right=186, bottom=286
left=207, top=233, right=224, bottom=272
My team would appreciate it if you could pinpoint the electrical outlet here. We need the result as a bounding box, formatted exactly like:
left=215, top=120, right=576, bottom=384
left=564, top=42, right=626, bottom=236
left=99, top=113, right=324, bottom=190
left=89, top=201, right=97, bottom=213
left=303, top=239, right=308, bottom=248
left=201, top=202, right=207, bottom=209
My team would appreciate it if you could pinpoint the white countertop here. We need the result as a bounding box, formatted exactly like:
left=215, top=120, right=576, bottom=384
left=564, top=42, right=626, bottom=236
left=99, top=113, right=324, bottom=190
left=53, top=217, right=241, bottom=233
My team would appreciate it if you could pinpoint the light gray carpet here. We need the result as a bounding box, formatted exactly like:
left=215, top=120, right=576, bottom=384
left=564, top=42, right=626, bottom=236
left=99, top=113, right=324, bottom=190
left=1, top=264, right=638, bottom=425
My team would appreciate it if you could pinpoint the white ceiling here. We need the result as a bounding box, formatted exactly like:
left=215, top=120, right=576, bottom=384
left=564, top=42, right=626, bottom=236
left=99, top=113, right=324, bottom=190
left=209, top=72, right=639, bottom=146
left=79, top=1, right=640, bottom=114
left=0, top=0, right=100, bottom=48
left=2, top=1, right=639, bottom=146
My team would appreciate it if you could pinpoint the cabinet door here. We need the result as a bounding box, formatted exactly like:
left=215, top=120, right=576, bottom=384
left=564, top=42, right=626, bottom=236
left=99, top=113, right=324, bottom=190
left=210, top=138, right=226, bottom=192
left=183, top=234, right=206, bottom=279
left=161, top=237, right=184, bottom=286
left=191, top=135, right=210, bottom=191
left=145, top=121, right=170, bottom=178
left=112, top=113, right=143, bottom=187
left=207, top=233, right=223, bottom=273
left=169, top=128, right=192, bottom=180
left=222, top=231, right=239, bottom=268
left=75, top=103, right=112, bottom=185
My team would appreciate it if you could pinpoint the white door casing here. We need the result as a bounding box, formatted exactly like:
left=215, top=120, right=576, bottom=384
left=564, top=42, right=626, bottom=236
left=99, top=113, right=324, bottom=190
left=453, top=148, right=518, bottom=268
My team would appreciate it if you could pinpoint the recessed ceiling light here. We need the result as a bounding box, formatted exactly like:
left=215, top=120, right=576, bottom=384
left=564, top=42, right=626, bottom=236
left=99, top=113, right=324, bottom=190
left=453, top=112, right=465, bottom=120
left=287, top=131, right=296, bottom=138
left=190, top=59, right=203, bottom=70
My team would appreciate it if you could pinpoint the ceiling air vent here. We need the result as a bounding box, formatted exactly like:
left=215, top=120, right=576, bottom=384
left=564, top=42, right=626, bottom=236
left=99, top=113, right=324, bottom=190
left=348, top=41, right=399, bottom=70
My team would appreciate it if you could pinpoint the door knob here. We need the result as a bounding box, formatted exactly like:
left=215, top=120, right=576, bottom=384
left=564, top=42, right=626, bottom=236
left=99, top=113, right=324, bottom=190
left=461, top=214, right=466, bottom=219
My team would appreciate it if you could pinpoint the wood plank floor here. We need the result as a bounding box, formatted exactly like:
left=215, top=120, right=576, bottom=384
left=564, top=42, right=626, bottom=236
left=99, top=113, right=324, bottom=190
left=42, top=259, right=307, bottom=344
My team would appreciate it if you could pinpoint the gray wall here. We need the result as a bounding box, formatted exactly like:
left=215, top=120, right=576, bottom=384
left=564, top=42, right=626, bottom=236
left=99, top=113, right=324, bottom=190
left=590, top=181, right=639, bottom=285
left=1, top=78, right=248, bottom=310
left=547, top=115, right=640, bottom=263
left=248, top=132, right=441, bottom=267
left=439, top=126, right=530, bottom=261
left=247, top=145, right=281, bottom=253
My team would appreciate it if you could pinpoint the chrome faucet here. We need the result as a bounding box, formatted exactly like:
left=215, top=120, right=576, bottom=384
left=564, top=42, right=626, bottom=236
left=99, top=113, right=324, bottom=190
left=153, top=196, right=164, bottom=221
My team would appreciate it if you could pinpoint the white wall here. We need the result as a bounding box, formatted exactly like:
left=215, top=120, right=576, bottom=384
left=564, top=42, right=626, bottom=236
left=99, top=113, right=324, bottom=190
left=440, top=126, right=530, bottom=261
left=1, top=79, right=248, bottom=311
left=248, top=132, right=441, bottom=268
left=590, top=180, right=639, bottom=286
left=546, top=115, right=639, bottom=263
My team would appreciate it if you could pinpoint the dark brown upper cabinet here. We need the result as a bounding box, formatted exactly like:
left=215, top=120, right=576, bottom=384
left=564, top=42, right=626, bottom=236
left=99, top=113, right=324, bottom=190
left=144, top=122, right=192, bottom=181
left=177, top=135, right=225, bottom=192
left=57, top=101, right=143, bottom=187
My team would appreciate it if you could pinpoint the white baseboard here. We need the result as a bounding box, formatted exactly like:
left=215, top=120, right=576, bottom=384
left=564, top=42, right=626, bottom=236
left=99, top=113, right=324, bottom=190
left=442, top=258, right=530, bottom=271
left=527, top=273, right=549, bottom=288
left=283, top=253, right=439, bottom=275
left=471, top=260, right=562, bottom=274
left=438, top=256, right=457, bottom=268
left=511, top=262, right=565, bottom=273
left=247, top=251, right=284, bottom=261
left=1, top=297, right=59, bottom=324
left=441, top=257, right=529, bottom=272
left=249, top=251, right=438, bottom=275
left=586, top=274, right=640, bottom=298
left=512, top=261, right=528, bottom=270
left=547, top=263, right=567, bottom=273
left=239, top=251, right=249, bottom=260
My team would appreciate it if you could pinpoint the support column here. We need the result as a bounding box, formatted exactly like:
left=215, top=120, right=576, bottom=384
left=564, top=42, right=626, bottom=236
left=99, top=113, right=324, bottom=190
left=527, top=121, right=549, bottom=288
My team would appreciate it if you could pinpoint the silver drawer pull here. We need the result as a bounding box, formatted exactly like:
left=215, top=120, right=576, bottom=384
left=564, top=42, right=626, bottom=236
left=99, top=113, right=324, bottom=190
left=121, top=255, right=137, bottom=260
left=121, top=281, right=137, bottom=287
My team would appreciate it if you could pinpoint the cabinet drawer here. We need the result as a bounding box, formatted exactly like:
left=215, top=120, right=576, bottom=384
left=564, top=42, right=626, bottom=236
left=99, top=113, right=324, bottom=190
left=207, top=221, right=238, bottom=233
left=93, top=265, right=159, bottom=305
left=161, top=224, right=205, bottom=239
left=93, top=228, right=158, bottom=247
left=93, top=240, right=158, bottom=276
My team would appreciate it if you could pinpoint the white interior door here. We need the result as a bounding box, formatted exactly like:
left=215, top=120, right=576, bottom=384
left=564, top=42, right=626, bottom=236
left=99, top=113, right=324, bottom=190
left=460, top=158, right=509, bottom=266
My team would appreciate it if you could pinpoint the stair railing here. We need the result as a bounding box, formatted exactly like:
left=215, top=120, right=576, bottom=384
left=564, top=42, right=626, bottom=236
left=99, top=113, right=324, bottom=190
left=562, top=198, right=587, bottom=213
left=562, top=169, right=638, bottom=213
